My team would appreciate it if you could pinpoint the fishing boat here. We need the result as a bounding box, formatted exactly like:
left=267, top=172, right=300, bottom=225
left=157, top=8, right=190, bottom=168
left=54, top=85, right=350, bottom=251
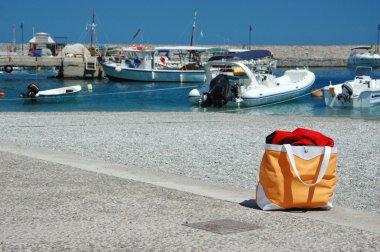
left=102, top=46, right=222, bottom=83
left=323, top=66, right=380, bottom=108
left=102, top=11, right=231, bottom=83
left=188, top=60, right=315, bottom=107
left=20, top=83, right=82, bottom=102
left=347, top=46, right=380, bottom=68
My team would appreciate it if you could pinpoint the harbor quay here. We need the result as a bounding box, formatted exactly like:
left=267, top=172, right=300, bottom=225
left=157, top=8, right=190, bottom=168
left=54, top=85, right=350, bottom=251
left=0, top=44, right=359, bottom=79
left=0, top=54, right=103, bottom=79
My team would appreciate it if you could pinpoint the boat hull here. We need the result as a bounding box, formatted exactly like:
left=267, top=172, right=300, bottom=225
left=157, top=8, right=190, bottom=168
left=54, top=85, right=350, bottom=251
left=103, top=64, right=205, bottom=83
left=323, top=85, right=380, bottom=108
left=240, top=84, right=313, bottom=107
left=22, top=85, right=81, bottom=103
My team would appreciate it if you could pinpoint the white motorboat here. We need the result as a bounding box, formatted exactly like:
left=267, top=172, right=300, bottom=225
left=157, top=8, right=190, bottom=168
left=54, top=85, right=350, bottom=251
left=102, top=46, right=218, bottom=83
left=323, top=67, right=380, bottom=108
left=188, top=60, right=315, bottom=107
left=20, top=83, right=82, bottom=102
left=347, top=46, right=380, bottom=68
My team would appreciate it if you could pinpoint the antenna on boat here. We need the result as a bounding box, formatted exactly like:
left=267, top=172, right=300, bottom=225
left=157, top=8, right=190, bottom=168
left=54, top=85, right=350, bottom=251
left=249, top=25, right=252, bottom=50
left=190, top=11, right=197, bottom=46
left=130, top=28, right=141, bottom=45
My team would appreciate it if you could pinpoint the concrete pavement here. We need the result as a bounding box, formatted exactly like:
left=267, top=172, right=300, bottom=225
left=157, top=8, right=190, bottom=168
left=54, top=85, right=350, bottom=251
left=1, top=142, right=379, bottom=251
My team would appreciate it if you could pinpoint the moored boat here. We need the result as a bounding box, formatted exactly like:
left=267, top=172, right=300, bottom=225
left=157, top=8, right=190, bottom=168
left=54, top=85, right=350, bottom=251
left=323, top=66, right=380, bottom=108
left=347, top=46, right=380, bottom=68
left=102, top=46, right=216, bottom=83
left=20, top=83, right=82, bottom=102
left=188, top=60, right=315, bottom=107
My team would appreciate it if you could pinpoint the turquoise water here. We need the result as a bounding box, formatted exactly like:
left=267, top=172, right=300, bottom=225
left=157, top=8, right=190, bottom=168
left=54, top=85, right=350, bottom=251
left=0, top=67, right=379, bottom=119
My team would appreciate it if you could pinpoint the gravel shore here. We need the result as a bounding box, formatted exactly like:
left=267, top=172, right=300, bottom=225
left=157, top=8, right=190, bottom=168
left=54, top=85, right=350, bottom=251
left=0, top=112, right=379, bottom=213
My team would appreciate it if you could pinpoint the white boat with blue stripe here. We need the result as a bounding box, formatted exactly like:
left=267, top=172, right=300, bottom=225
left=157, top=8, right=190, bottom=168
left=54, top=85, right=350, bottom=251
left=188, top=60, right=315, bottom=107
left=323, top=66, right=380, bottom=108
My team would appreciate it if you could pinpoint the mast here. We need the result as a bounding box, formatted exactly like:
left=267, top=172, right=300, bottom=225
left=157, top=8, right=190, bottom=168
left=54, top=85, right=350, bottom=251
left=20, top=23, right=24, bottom=56
left=89, top=9, right=95, bottom=55
left=189, top=11, right=197, bottom=46
left=12, top=24, right=16, bottom=52
left=377, top=24, right=380, bottom=54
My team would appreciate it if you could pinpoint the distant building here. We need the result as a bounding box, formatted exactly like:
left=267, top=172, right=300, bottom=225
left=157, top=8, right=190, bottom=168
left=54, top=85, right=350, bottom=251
left=29, top=32, right=56, bottom=56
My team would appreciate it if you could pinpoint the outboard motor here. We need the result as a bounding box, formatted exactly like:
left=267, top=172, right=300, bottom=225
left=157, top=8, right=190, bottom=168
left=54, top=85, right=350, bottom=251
left=337, top=83, right=353, bottom=103
left=201, top=74, right=231, bottom=108
left=20, top=83, right=40, bottom=98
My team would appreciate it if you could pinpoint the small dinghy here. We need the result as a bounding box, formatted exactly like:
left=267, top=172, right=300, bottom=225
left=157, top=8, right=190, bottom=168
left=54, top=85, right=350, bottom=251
left=188, top=60, right=315, bottom=107
left=323, top=66, right=380, bottom=108
left=20, top=83, right=82, bottom=102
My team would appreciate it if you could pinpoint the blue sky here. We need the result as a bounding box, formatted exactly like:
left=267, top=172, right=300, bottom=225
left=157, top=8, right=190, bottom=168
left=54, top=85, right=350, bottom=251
left=0, top=0, right=379, bottom=46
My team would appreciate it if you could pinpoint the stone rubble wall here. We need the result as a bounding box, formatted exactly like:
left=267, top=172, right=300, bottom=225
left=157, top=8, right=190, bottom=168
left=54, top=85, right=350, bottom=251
left=0, top=43, right=358, bottom=67
left=104, top=44, right=356, bottom=67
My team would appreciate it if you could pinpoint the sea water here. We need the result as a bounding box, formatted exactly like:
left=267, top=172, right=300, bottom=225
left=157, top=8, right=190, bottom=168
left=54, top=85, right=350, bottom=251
left=0, top=67, right=379, bottom=119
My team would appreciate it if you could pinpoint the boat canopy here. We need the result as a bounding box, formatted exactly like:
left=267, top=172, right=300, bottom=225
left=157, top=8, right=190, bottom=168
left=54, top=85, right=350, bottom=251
left=351, top=46, right=373, bottom=50
left=208, top=50, right=273, bottom=61
left=205, top=48, right=230, bottom=53
left=154, top=46, right=211, bottom=51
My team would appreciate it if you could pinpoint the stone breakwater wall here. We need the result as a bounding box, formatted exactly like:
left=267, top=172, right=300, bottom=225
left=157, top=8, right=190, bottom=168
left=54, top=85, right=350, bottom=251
left=117, top=44, right=353, bottom=67
left=252, top=45, right=352, bottom=67
left=1, top=43, right=355, bottom=67
left=149, top=44, right=353, bottom=67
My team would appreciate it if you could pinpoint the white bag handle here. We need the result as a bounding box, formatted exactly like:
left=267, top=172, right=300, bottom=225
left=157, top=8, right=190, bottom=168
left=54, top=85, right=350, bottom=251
left=284, top=144, right=332, bottom=187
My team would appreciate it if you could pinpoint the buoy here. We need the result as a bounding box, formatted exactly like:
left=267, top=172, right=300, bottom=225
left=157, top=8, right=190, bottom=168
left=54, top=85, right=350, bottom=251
left=87, top=83, right=93, bottom=91
left=4, top=65, right=13, bottom=73
left=0, top=91, right=5, bottom=97
left=311, top=89, right=323, bottom=97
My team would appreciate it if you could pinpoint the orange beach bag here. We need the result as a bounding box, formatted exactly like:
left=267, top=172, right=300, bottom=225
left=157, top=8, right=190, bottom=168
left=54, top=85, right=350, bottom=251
left=256, top=144, right=337, bottom=210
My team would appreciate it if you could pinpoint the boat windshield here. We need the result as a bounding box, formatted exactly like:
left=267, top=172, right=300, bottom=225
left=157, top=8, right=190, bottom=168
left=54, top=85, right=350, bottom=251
left=355, top=67, right=372, bottom=77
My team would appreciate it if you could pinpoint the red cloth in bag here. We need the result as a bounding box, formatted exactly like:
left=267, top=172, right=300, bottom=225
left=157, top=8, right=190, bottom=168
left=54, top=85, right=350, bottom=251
left=266, top=128, right=334, bottom=147
left=292, top=128, right=334, bottom=147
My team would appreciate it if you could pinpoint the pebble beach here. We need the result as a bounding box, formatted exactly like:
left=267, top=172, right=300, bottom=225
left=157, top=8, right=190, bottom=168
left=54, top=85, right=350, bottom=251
left=1, top=112, right=379, bottom=213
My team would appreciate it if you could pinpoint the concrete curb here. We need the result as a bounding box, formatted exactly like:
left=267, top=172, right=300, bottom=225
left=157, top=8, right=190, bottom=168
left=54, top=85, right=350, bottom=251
left=1, top=141, right=379, bottom=234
